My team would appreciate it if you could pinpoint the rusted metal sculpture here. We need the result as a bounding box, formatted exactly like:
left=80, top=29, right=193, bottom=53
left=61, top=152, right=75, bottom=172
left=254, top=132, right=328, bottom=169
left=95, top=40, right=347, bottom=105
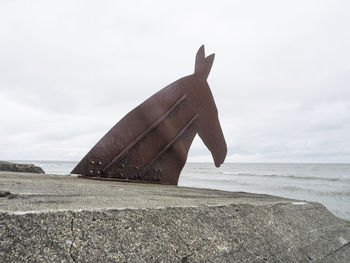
left=71, top=45, right=227, bottom=185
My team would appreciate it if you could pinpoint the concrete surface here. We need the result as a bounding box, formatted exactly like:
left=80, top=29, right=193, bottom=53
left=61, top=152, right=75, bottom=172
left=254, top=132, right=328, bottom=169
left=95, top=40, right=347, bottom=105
left=1, top=172, right=350, bottom=262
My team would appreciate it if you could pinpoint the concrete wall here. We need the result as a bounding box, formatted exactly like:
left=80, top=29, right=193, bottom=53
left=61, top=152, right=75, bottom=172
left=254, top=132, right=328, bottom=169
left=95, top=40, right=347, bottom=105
left=1, top=172, right=350, bottom=262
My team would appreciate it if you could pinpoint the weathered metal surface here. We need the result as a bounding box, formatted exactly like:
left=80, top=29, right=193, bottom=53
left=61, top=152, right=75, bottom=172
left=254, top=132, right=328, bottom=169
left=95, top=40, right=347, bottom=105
left=71, top=45, right=227, bottom=185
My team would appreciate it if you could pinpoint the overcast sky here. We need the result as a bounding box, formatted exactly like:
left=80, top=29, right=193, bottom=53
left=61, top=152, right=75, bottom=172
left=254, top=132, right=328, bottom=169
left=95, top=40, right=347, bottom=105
left=0, top=0, right=349, bottom=163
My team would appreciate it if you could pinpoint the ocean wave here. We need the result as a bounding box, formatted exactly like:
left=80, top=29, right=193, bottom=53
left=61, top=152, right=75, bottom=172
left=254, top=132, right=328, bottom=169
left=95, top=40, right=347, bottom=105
left=278, top=186, right=350, bottom=197
left=219, top=171, right=349, bottom=182
left=183, top=177, right=254, bottom=186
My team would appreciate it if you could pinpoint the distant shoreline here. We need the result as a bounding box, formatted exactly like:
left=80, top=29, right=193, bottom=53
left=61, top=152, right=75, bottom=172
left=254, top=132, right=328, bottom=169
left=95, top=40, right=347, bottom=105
left=5, top=160, right=350, bottom=164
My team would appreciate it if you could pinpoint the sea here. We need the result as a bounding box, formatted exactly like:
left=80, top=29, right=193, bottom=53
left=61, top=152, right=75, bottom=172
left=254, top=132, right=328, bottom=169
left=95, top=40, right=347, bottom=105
left=15, top=161, right=350, bottom=221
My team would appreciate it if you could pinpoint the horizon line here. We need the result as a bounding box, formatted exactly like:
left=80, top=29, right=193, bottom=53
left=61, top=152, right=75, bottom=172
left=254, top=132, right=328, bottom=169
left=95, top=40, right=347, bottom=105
left=5, top=160, right=350, bottom=165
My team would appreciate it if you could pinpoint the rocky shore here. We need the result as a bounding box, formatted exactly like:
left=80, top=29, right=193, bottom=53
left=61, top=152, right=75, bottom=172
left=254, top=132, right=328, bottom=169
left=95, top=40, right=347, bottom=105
left=1, top=172, right=349, bottom=262
left=0, top=161, right=44, bottom=174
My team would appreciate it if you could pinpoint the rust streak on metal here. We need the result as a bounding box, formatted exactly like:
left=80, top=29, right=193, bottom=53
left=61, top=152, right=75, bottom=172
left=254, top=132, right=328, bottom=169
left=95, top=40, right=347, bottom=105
left=103, top=94, right=187, bottom=173
left=139, top=114, right=199, bottom=179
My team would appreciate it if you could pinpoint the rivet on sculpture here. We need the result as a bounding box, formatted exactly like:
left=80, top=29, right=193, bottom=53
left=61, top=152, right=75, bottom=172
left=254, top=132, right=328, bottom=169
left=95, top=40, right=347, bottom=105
left=71, top=45, right=227, bottom=185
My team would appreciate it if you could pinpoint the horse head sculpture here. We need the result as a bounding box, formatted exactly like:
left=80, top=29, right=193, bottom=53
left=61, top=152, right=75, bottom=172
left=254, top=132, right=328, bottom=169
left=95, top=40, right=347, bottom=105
left=71, top=45, right=227, bottom=185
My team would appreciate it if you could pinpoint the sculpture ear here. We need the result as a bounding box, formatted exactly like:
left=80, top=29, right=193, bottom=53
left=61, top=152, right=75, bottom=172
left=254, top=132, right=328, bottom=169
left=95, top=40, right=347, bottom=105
left=195, top=45, right=206, bottom=73
left=194, top=45, right=215, bottom=79
left=203, top=54, right=215, bottom=79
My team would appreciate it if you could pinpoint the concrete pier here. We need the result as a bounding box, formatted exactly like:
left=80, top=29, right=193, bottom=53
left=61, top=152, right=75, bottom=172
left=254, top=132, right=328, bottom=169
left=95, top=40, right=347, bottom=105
left=1, top=172, right=349, bottom=262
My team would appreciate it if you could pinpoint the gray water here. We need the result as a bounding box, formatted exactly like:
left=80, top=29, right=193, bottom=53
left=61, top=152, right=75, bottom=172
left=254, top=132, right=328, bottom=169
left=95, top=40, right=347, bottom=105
left=16, top=161, right=350, bottom=221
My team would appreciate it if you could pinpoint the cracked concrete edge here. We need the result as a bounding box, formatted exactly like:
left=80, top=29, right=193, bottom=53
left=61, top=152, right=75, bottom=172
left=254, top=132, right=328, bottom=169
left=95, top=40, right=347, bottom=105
left=0, top=200, right=326, bottom=217
left=316, top=242, right=350, bottom=263
left=68, top=216, right=76, bottom=263
left=2, top=202, right=350, bottom=262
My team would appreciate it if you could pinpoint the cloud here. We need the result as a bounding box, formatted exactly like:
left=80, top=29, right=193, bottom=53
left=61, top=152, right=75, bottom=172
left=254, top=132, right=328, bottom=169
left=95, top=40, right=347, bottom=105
left=0, top=0, right=349, bottom=162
